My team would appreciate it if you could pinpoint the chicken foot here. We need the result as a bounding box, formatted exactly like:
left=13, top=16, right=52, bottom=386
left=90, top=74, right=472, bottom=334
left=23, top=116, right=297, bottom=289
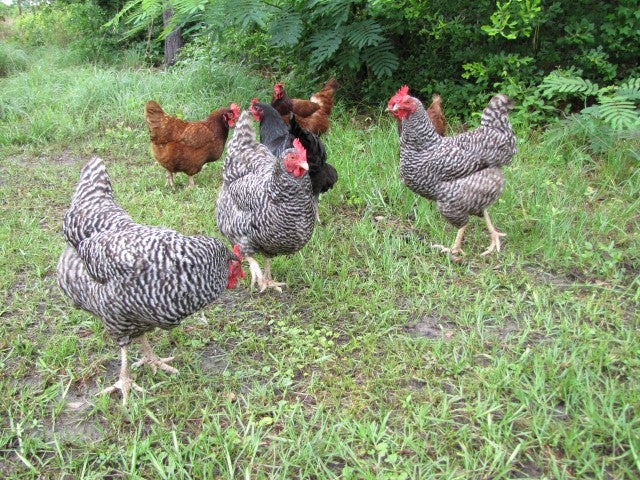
left=246, top=256, right=285, bottom=293
left=431, top=226, right=466, bottom=261
left=98, top=345, right=145, bottom=406
left=165, top=172, right=176, bottom=191
left=481, top=209, right=506, bottom=256
left=132, top=334, right=179, bottom=374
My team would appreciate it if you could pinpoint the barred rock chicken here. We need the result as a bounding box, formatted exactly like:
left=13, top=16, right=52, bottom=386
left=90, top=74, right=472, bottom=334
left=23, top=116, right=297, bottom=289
left=387, top=86, right=516, bottom=259
left=271, top=78, right=338, bottom=134
left=215, top=110, right=315, bottom=293
left=144, top=100, right=240, bottom=189
left=249, top=99, right=337, bottom=221
left=57, top=157, right=245, bottom=405
left=396, top=94, right=447, bottom=137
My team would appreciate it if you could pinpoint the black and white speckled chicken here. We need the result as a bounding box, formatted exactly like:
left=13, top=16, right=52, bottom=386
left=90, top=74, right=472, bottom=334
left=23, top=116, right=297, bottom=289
left=387, top=86, right=516, bottom=258
left=215, top=110, right=315, bottom=293
left=56, top=157, right=245, bottom=405
left=249, top=99, right=337, bottom=222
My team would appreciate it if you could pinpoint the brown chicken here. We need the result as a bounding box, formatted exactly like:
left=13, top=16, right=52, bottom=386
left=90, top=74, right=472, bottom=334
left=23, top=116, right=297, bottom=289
left=144, top=100, right=240, bottom=189
left=426, top=94, right=447, bottom=136
left=271, top=78, right=338, bottom=135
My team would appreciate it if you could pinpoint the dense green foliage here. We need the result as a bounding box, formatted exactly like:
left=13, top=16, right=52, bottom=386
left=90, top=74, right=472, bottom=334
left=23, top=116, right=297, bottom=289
left=100, top=0, right=640, bottom=122
left=7, top=0, right=640, bottom=128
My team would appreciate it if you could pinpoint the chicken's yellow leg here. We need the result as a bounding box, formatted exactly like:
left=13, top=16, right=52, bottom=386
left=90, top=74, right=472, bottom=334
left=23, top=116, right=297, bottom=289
left=132, top=334, right=179, bottom=374
left=99, top=346, right=145, bottom=406
left=481, top=209, right=506, bottom=256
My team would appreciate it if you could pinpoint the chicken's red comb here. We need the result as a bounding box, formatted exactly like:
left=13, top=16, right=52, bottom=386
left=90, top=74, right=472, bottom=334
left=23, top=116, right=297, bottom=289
left=396, top=85, right=410, bottom=97
left=232, top=244, right=243, bottom=260
left=274, top=83, right=284, bottom=90
left=251, top=98, right=259, bottom=105
left=292, top=138, right=307, bottom=159
left=230, top=103, right=240, bottom=116
left=388, top=85, right=411, bottom=111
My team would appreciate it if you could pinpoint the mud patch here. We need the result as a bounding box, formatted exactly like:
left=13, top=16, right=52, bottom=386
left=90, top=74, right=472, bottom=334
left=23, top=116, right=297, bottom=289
left=510, top=460, right=544, bottom=478
left=44, top=391, right=105, bottom=443
left=404, top=314, right=456, bottom=340
left=200, top=341, right=230, bottom=373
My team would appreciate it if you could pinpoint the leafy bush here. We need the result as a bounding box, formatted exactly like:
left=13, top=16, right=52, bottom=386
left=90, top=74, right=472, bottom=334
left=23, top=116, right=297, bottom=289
left=33, top=0, right=638, bottom=126
left=14, top=1, right=123, bottom=64
left=540, top=72, right=640, bottom=131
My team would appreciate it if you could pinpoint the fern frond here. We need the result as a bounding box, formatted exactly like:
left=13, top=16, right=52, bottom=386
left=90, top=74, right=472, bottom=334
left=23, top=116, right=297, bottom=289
left=308, top=0, right=354, bottom=25
left=361, top=40, right=399, bottom=78
left=307, top=28, right=344, bottom=67
left=269, top=12, right=303, bottom=47
left=540, top=74, right=599, bottom=98
left=335, top=49, right=361, bottom=71
left=582, top=97, right=639, bottom=130
left=345, top=19, right=384, bottom=49
left=228, top=0, right=275, bottom=29
left=616, top=78, right=640, bottom=101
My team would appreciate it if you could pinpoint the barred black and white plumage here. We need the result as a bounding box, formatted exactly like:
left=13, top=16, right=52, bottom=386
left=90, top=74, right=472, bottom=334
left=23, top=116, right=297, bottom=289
left=388, top=86, right=517, bottom=258
left=249, top=99, right=337, bottom=222
left=56, top=157, right=244, bottom=404
left=216, top=110, right=315, bottom=292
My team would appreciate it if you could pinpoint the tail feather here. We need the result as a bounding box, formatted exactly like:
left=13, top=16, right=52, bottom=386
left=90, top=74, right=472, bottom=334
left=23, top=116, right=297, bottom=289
left=62, top=157, right=131, bottom=248
left=228, top=110, right=259, bottom=153
left=312, top=162, right=338, bottom=196
left=480, top=94, right=514, bottom=129
left=310, top=78, right=338, bottom=115
left=144, top=101, right=165, bottom=140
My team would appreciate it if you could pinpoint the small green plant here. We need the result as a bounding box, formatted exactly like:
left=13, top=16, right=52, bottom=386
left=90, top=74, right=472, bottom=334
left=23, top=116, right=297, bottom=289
left=540, top=72, right=640, bottom=130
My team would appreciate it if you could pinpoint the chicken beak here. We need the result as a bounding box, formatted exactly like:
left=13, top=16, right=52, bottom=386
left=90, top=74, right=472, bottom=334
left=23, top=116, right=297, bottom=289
left=300, top=161, right=309, bottom=171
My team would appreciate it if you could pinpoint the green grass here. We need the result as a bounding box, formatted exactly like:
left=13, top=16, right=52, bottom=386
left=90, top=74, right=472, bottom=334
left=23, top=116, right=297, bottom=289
left=1, top=44, right=639, bottom=479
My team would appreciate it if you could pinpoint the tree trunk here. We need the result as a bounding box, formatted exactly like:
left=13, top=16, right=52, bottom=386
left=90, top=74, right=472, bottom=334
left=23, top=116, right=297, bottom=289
left=163, top=8, right=183, bottom=67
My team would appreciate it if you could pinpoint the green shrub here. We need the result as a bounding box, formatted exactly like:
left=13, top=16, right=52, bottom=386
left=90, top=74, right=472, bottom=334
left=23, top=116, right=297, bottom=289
left=14, top=1, right=122, bottom=64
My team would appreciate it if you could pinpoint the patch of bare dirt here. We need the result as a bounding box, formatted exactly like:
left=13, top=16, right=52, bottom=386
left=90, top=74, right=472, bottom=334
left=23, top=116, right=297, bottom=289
left=403, top=314, right=456, bottom=341
left=44, top=392, right=105, bottom=444
left=200, top=341, right=230, bottom=373
left=510, top=460, right=545, bottom=478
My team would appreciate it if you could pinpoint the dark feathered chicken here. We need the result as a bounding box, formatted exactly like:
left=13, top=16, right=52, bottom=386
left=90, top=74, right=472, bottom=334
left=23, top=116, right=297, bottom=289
left=57, top=157, right=245, bottom=404
left=249, top=99, right=337, bottom=221
left=215, top=110, right=315, bottom=292
left=387, top=86, right=516, bottom=258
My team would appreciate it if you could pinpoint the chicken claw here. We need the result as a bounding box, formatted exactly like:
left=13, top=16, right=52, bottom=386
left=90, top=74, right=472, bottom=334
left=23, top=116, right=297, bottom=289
left=99, top=377, right=145, bottom=406
left=98, top=346, right=145, bottom=406
left=132, top=335, right=179, bottom=374
left=481, top=230, right=507, bottom=256
left=481, top=210, right=506, bottom=256
left=246, top=256, right=285, bottom=293
left=431, top=225, right=466, bottom=261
